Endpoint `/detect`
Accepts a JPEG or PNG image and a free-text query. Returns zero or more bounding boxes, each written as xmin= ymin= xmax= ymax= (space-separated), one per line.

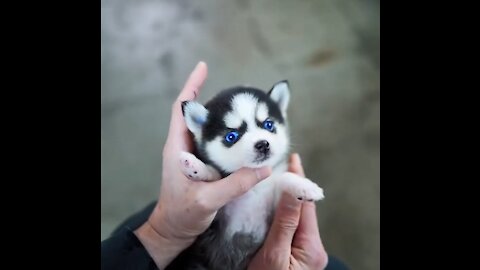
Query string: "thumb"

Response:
xmin=206 ymin=167 xmax=271 ymax=209
xmin=263 ymin=191 xmax=303 ymax=250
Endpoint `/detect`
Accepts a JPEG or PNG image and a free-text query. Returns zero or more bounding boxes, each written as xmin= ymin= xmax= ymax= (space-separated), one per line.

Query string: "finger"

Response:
xmin=294 ymin=202 xmax=322 ymax=245
xmin=176 ymin=61 xmax=208 ymax=103
xmin=293 ymin=201 xmax=328 ymax=268
xmin=262 ymin=191 xmax=303 ymax=250
xmin=288 ymin=153 xmax=305 ymax=177
xmin=205 ymin=167 xmax=271 ymax=209
xmin=165 ymin=62 xmax=208 ymax=152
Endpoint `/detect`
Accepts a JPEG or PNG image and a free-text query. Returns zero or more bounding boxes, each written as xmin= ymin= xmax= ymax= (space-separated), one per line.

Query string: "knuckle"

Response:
xmin=234 ymin=178 xmax=251 ymax=194
xmin=278 ymin=218 xmax=299 ymax=231
xmin=172 ymin=100 xmax=180 ymax=111
xmin=193 ymin=195 xmax=213 ymax=213
xmin=238 ymin=181 xmax=250 ymax=193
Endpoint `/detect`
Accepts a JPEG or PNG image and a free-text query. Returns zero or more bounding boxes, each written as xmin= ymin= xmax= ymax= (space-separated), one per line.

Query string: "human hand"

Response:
xmin=134 ymin=62 xmax=272 ymax=269
xmin=248 ymin=153 xmax=328 ymax=270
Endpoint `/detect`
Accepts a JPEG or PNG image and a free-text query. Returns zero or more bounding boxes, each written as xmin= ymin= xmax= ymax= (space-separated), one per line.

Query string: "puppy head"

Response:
xmin=182 ymin=80 xmax=290 ymax=174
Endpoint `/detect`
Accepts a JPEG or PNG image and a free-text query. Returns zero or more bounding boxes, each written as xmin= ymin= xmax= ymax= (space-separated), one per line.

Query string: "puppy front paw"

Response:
xmin=179 ymin=151 xmax=210 ymax=181
xmin=294 ymin=180 xmax=324 ymax=201
xmin=281 ymin=172 xmax=325 ymax=201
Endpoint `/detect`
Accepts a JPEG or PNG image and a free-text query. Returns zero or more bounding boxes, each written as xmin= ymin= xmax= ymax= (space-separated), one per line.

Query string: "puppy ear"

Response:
xmin=268 ymin=80 xmax=290 ymax=116
xmin=182 ymin=101 xmax=208 ymax=136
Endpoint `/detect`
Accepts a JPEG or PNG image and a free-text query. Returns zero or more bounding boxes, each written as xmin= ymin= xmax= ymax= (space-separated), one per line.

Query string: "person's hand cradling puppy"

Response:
xmin=249 ymin=153 xmax=328 ymax=270
xmin=134 ymin=62 xmax=272 ymax=269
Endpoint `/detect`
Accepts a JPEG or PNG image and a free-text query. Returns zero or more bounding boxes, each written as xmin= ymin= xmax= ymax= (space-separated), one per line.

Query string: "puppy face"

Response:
xmin=182 ymin=81 xmax=290 ymax=174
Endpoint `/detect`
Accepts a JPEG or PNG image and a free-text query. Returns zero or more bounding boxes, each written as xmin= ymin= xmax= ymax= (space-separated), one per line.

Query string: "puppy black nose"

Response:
xmin=254 ymin=140 xmax=270 ymax=154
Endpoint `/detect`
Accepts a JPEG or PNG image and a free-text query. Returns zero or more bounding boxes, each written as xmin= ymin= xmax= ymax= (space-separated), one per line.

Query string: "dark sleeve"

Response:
xmin=325 ymin=255 xmax=350 ymax=270
xmin=101 ymin=227 xmax=159 ymax=270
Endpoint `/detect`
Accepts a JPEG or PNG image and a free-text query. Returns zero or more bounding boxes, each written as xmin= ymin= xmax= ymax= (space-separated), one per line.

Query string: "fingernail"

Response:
xmin=194 ymin=61 xmax=206 ymax=71
xmin=255 ymin=167 xmax=271 ymax=180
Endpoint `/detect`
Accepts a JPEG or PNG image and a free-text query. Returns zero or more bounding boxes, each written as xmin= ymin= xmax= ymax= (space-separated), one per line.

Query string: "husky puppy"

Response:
xmin=166 ymin=81 xmax=324 ymax=270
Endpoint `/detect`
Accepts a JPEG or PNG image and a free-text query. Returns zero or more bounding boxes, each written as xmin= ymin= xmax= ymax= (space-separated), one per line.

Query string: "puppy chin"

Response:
xmin=243 ymin=156 xmax=276 ymax=169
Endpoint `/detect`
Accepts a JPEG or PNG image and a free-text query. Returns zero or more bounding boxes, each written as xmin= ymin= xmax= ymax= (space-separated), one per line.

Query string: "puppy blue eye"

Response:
xmin=263 ymin=119 xmax=275 ymax=132
xmin=225 ymin=131 xmax=239 ymax=143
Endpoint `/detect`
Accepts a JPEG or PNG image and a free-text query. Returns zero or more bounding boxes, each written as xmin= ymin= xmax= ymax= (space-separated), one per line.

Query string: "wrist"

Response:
xmin=134 ymin=205 xmax=194 ymax=269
